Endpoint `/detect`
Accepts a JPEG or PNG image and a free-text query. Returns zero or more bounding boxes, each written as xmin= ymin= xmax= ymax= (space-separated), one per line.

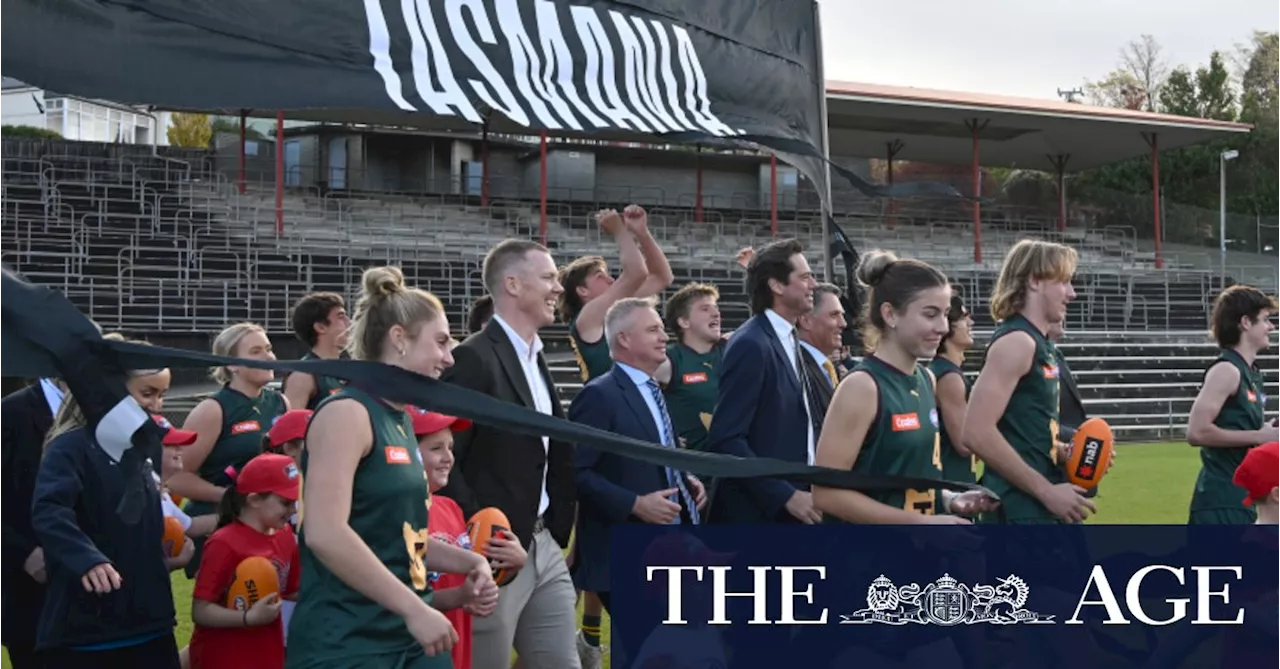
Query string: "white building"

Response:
xmin=2 ymin=77 xmax=173 ymax=145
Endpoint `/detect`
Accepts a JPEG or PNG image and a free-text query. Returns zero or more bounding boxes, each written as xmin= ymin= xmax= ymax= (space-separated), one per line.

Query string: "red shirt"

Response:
xmin=189 ymin=521 xmax=300 ymax=669
xmin=427 ymin=496 xmax=473 ymax=669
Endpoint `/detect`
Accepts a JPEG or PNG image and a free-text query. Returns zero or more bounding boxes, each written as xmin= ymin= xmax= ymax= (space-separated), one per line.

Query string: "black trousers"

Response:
xmin=42 ymin=633 xmax=179 ymax=669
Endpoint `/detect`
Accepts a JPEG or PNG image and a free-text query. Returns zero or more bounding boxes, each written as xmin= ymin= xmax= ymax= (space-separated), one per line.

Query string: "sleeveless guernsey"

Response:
xmin=663 ymin=342 xmax=723 ymax=451
xmin=979 ymin=315 xmax=1065 ymax=524
xmin=569 ymin=316 xmax=613 ymax=382
xmin=184 ymin=385 xmax=287 ymax=578
xmin=824 ymin=356 xmax=942 ymax=520
xmin=289 ymin=351 xmax=347 ymax=411
xmin=927 ymin=357 xmax=978 ymax=486
xmin=1189 ymin=349 xmax=1266 ymax=524
xmin=286 ymin=387 xmax=445 ymax=668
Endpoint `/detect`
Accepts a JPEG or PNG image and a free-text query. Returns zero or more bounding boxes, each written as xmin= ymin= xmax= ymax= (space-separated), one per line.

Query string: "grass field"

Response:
xmin=1 ymin=441 xmax=1204 ymax=669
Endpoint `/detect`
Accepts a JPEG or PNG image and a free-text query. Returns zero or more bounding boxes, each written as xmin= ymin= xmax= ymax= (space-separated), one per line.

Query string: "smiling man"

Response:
xmin=654 ymin=283 xmax=724 ymax=453
xmin=796 ymin=282 xmax=848 ymax=418
xmin=439 ymin=239 xmax=581 ymax=669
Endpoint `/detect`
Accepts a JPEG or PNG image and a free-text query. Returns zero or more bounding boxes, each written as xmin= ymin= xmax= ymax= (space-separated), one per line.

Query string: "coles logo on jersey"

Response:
xmin=384 ymin=446 xmax=412 ymax=465
xmin=231 ymin=420 xmax=261 ymax=435
xmin=683 ymin=372 xmax=709 ymax=384
xmin=1042 ymin=364 xmax=1059 ymax=379
xmin=892 ymin=413 xmax=921 ymax=432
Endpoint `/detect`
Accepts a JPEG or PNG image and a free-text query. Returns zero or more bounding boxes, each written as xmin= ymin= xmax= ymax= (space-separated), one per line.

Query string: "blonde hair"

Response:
xmin=45 ymin=334 xmax=158 ymax=447
xmin=348 ymin=266 xmax=445 ymax=361
xmin=988 ymin=240 xmax=1079 ymax=322
xmin=210 ymin=323 xmax=267 ymax=385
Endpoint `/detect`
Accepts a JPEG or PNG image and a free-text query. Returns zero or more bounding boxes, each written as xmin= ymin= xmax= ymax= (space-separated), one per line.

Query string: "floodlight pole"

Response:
xmin=539 ymin=130 xmax=548 ymax=246
xmin=1220 ymin=149 xmax=1239 ymax=289
xmin=813 ymin=1 xmax=834 ymax=281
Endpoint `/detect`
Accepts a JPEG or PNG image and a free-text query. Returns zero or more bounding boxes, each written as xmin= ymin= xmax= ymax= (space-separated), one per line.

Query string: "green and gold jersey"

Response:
xmin=570 ymin=316 xmax=613 ymax=382
xmin=1190 ymin=349 xmax=1267 ymax=519
xmin=927 ymin=356 xmax=978 ymax=486
xmin=663 ymin=342 xmax=723 ymax=451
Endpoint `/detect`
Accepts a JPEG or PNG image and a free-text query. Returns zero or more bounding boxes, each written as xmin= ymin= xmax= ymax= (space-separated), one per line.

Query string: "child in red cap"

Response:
xmin=261 ymin=408 xmax=312 ymax=648
xmin=188 ymin=453 xmax=302 ymax=669
xmin=409 ymin=406 xmax=527 ymax=669
xmin=1233 ymin=441 xmax=1279 ymax=525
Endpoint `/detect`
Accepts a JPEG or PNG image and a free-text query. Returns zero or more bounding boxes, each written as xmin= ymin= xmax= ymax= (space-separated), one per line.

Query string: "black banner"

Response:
xmin=1 ymin=0 xmax=966 ymax=202
xmin=2 ymin=269 xmax=997 ymax=509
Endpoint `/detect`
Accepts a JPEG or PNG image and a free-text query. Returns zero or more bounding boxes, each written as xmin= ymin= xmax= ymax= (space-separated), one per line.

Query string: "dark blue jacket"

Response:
xmin=706 ymin=313 xmax=813 ymax=524
xmin=30 ymin=427 xmax=175 ymax=650
xmin=571 ymin=365 xmax=688 ymax=594
xmin=1 ymin=384 xmax=53 ymax=646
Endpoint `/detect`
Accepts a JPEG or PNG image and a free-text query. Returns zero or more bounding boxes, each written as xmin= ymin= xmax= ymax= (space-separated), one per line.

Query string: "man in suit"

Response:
xmin=2 ymin=378 xmax=63 ymax=668
xmin=440 ymin=239 xmax=580 ymax=669
xmin=706 ymin=238 xmax=820 ymax=524
xmin=797 ymin=282 xmax=848 ymax=418
xmin=570 ymin=297 xmax=707 ymax=666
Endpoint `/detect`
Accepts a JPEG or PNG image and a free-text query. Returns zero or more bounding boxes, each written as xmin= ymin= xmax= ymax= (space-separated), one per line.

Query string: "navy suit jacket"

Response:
xmin=706 ymin=312 xmax=811 ymax=523
xmin=571 ymin=365 xmax=682 ymax=594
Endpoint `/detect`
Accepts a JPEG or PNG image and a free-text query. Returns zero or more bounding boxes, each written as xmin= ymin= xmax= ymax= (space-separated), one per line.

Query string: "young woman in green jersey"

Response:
xmin=172 ymin=322 xmax=291 ymax=577
xmin=559 ymin=205 xmax=673 ymax=383
xmin=813 ymin=250 xmax=996 ymax=524
xmin=1186 ymin=285 xmax=1278 ymax=525
xmin=961 ymin=239 xmax=1093 ymax=525
xmin=928 ymin=292 xmax=978 ymax=488
xmin=285 ymin=266 xmax=494 ymax=669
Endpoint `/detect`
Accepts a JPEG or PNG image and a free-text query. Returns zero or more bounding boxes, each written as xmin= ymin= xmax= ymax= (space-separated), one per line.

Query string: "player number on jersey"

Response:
xmin=402 ymin=522 xmax=430 ymax=591
xmin=904 ymin=489 xmax=935 ymax=515
xmin=932 ymin=434 xmax=942 ymax=471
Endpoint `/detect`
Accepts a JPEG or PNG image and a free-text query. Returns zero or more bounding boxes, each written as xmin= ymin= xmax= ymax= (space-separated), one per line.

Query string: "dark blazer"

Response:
xmin=2 ymin=383 xmax=54 ymax=646
xmin=570 ymin=365 xmax=690 ymax=593
xmin=706 ymin=312 xmax=812 ymax=524
xmin=800 ymin=344 xmax=836 ymax=420
xmin=439 ymin=318 xmax=575 ymax=550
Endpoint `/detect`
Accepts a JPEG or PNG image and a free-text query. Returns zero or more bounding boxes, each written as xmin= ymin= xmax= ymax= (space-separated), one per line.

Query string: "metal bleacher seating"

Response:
xmin=3 ymin=141 xmax=1276 ymax=439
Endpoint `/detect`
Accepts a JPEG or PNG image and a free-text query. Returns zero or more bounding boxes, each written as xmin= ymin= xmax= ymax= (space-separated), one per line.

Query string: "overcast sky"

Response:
xmin=819 ymin=0 xmax=1278 ymax=100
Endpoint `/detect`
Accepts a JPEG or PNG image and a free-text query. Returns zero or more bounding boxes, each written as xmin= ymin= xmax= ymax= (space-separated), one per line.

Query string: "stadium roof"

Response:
xmin=824 ymin=80 xmax=1253 ymax=172
xmin=169 ymin=79 xmax=1253 ymax=174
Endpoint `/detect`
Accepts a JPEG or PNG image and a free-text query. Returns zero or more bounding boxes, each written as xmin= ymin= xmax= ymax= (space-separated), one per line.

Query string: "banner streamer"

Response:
xmin=2 ymin=269 xmax=998 ymax=502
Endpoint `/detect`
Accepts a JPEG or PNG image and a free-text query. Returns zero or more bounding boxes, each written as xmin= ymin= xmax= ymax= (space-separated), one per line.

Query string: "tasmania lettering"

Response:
xmin=363 ymin=0 xmax=744 ymax=137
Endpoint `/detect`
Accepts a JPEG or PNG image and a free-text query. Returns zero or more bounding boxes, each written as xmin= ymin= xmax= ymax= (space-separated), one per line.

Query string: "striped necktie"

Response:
xmin=645 ymin=379 xmax=700 ymax=525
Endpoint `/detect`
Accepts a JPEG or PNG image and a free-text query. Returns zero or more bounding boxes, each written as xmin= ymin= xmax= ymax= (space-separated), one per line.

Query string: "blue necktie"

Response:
xmin=646 ymin=379 xmax=700 ymax=525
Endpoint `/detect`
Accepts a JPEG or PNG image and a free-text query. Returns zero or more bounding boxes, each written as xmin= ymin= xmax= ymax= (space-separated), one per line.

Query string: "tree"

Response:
xmin=1195 ymin=51 xmax=1236 ymax=121
xmin=167 ymin=112 xmax=212 ymax=148
xmin=1239 ymin=31 xmax=1279 ymax=125
xmin=1159 ymin=68 xmax=1198 ymax=116
xmin=1119 ymin=34 xmax=1169 ymax=112
xmin=1084 ymin=70 xmax=1149 ymax=110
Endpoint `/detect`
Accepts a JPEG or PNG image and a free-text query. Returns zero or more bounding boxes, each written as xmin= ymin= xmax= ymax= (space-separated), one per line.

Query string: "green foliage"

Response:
xmin=167 ymin=112 xmax=213 ymax=148
xmin=1 ymin=124 xmax=62 ymax=139
xmin=1074 ymin=33 xmax=1278 ymax=251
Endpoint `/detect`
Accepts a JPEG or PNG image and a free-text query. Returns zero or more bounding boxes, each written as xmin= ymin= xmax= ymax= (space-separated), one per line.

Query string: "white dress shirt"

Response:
xmin=763 ymin=309 xmax=815 ymax=465
xmin=491 ymin=314 xmax=554 ymax=518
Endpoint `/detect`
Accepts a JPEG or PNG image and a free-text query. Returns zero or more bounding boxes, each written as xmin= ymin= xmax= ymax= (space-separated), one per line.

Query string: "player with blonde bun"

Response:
xmin=285 ymin=266 xmax=495 ymax=669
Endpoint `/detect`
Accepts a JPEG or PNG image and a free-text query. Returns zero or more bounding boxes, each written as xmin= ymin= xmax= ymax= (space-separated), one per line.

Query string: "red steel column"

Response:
xmin=275 ymin=111 xmax=284 ymax=237
xmin=237 ymin=111 xmax=247 ymax=194
xmin=539 ymin=130 xmax=548 ymax=246
xmin=695 ymin=144 xmax=703 ymax=224
xmin=480 ymin=121 xmax=490 ymax=207
xmin=770 ymin=154 xmax=778 ymax=238
xmin=967 ymin=120 xmax=987 ymax=263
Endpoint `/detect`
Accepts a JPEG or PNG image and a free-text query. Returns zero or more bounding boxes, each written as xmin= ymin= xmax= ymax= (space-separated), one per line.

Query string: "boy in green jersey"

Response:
xmin=812 ymin=249 xmax=997 ymax=526
xmin=282 ymin=292 xmax=351 ymax=412
xmin=559 ymin=205 xmax=673 ymax=384
xmin=1187 ymin=284 xmax=1278 ymax=525
xmin=962 ymin=239 xmax=1094 ymax=525
xmin=654 ymin=283 xmax=724 ymax=452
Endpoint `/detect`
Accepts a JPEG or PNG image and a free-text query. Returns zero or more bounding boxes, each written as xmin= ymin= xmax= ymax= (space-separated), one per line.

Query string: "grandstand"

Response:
xmin=2 ymin=133 xmax=1276 ymax=442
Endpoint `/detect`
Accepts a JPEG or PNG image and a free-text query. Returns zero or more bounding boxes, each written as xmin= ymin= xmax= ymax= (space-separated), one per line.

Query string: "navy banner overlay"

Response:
xmin=609 ymin=525 xmax=1279 ymax=669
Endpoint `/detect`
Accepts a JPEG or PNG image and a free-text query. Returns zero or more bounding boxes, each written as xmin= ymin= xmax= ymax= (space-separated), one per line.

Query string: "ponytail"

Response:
xmin=216 ymin=465 xmax=249 ymax=529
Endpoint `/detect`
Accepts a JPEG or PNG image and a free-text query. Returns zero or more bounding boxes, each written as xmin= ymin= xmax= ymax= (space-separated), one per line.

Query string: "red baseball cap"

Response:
xmin=151 ymin=414 xmax=198 ymax=447
xmin=406 ymin=405 xmax=472 ymax=437
xmin=268 ymin=409 xmax=313 ymax=447
xmin=1234 ymin=441 xmax=1279 ymax=506
xmin=232 ymin=453 xmax=301 ymax=501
